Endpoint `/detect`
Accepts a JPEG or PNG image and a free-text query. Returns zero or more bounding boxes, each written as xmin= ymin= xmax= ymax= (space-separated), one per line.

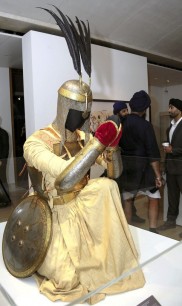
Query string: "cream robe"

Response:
xmin=23 ymin=125 xmax=145 ymax=304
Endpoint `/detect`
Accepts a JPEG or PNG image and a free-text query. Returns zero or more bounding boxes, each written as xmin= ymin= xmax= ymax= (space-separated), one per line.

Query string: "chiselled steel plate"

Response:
xmin=2 ymin=195 xmax=52 ymax=278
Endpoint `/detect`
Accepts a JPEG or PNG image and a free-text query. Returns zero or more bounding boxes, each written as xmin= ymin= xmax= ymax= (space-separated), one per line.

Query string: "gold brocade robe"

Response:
xmin=23 ymin=124 xmax=145 ymax=304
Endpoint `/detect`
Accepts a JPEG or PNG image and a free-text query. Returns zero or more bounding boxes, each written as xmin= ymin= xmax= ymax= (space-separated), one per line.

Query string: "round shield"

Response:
xmin=2 ymin=194 xmax=52 ymax=278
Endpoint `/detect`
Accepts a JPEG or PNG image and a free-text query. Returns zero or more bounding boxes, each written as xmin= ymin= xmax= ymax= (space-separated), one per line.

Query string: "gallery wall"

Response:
xmin=1 ymin=31 xmax=182 ymax=187
xmin=22 ymin=31 xmax=148 ymax=138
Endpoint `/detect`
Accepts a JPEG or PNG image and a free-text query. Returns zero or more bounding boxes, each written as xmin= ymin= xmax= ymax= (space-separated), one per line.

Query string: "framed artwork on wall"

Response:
xmin=90 ymin=98 xmax=151 ymax=132
xmin=90 ymin=99 xmax=129 ymax=133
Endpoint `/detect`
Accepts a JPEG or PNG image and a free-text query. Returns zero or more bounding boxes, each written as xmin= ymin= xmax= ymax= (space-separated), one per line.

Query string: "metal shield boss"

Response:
xmin=2 ymin=195 xmax=52 ymax=278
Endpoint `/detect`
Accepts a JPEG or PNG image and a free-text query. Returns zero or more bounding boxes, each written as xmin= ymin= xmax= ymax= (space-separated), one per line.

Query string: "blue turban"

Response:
xmin=129 ymin=90 xmax=151 ymax=112
xmin=113 ymin=101 xmax=128 ymax=114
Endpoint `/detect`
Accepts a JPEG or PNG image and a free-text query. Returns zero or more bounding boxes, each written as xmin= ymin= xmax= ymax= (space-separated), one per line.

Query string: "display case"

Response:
xmin=0 ymin=221 xmax=182 ymax=306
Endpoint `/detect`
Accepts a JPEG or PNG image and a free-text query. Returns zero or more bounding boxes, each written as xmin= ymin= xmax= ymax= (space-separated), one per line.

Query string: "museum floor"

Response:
xmin=0 ymin=183 xmax=182 ymax=241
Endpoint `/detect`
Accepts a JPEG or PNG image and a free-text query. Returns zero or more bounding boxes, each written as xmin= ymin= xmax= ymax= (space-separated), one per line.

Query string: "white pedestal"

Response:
xmin=0 ymin=222 xmax=182 ymax=306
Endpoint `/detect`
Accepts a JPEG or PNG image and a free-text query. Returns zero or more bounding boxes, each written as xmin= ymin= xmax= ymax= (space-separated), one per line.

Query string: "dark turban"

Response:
xmin=129 ymin=90 xmax=151 ymax=112
xmin=113 ymin=101 xmax=127 ymax=114
xmin=169 ymin=98 xmax=182 ymax=111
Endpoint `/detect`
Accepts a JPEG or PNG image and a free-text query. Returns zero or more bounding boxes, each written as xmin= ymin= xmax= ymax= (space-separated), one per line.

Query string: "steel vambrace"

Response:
xmin=55 ymin=137 xmax=105 ymax=193
xmin=105 ymin=146 xmax=123 ymax=179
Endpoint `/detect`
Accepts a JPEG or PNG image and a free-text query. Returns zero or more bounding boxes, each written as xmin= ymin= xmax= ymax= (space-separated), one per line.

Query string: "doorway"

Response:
xmin=10 ymin=68 xmax=28 ymax=189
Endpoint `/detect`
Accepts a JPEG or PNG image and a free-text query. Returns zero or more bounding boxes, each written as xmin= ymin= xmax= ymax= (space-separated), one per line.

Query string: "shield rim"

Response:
xmin=2 ymin=194 xmax=52 ymax=278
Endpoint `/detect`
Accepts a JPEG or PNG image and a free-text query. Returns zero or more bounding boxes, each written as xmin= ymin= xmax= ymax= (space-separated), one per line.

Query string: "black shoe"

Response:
xmin=157 ymin=221 xmax=176 ymax=231
xmin=149 ymin=228 xmax=159 ymax=234
xmin=131 ymin=214 xmax=145 ymax=223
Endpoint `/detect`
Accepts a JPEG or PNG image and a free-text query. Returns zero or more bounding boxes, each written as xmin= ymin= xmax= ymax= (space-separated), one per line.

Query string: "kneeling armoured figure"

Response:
xmin=2 ymin=6 xmax=145 ymax=305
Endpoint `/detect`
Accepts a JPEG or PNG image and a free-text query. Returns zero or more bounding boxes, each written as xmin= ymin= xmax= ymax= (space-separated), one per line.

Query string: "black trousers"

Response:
xmin=166 ymin=173 xmax=182 ymax=221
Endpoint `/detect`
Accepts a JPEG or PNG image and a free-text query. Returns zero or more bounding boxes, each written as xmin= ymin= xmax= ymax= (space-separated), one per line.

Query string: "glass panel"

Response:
xmin=0 ymin=156 xmax=182 ymax=306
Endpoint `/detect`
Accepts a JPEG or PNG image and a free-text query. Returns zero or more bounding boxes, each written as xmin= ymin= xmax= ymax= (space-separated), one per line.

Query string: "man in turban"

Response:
xmin=113 ymin=101 xmax=145 ymax=224
xmin=119 ymin=90 xmax=163 ymax=233
xmin=113 ymin=101 xmax=129 ymax=122
xmin=158 ymin=98 xmax=182 ymax=238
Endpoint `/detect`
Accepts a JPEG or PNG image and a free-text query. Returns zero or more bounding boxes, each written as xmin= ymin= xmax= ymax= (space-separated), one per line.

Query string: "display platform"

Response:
xmin=0 ymin=222 xmax=182 ymax=306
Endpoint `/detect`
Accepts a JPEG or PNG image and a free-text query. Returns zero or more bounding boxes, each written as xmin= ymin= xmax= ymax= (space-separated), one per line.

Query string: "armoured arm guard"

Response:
xmin=105 ymin=146 xmax=123 ymax=179
xmin=55 ymin=137 xmax=105 ymax=193
xmin=55 ymin=120 xmax=122 ymax=193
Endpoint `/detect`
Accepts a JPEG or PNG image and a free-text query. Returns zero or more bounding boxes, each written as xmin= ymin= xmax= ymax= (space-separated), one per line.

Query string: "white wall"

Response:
xmin=0 ymin=67 xmax=15 ymax=184
xmin=91 ymin=44 xmax=148 ymax=100
xmin=22 ymin=31 xmax=148 ymax=138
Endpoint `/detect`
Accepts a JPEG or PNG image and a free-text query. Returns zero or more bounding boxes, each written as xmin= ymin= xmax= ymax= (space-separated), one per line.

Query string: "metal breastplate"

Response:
xmin=27 ymin=166 xmax=49 ymax=200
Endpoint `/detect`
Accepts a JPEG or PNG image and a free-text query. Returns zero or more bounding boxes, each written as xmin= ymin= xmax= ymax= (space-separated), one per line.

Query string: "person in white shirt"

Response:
xmin=158 ymin=98 xmax=182 ymax=237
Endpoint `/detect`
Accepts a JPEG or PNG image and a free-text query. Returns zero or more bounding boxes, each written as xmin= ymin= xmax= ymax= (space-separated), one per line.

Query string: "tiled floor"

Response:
xmin=0 ymin=184 xmax=182 ymax=241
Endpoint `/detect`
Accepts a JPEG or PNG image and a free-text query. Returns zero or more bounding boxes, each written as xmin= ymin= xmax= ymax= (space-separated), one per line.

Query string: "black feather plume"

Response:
xmin=81 ymin=20 xmax=91 ymax=77
xmin=37 ymin=6 xmax=81 ymax=77
xmin=37 ymin=6 xmax=92 ymax=78
xmin=75 ymin=17 xmax=91 ymax=77
xmin=66 ymin=16 xmax=91 ymax=77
